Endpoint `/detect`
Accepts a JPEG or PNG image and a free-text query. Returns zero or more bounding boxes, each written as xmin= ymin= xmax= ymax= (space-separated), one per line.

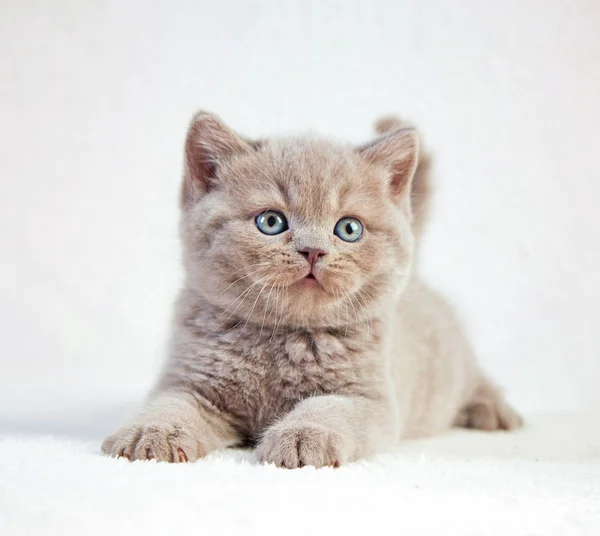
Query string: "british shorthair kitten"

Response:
xmin=102 ymin=111 xmax=522 ymax=467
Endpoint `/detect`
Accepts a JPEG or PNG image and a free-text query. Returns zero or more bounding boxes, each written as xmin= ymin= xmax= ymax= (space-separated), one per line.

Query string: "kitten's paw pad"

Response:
xmin=101 ymin=422 xmax=199 ymax=463
xmin=256 ymin=423 xmax=349 ymax=469
xmin=455 ymin=400 xmax=523 ymax=431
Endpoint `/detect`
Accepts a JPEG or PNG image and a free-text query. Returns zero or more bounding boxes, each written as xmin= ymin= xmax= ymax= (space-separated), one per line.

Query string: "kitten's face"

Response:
xmin=180 ymin=113 xmax=418 ymax=328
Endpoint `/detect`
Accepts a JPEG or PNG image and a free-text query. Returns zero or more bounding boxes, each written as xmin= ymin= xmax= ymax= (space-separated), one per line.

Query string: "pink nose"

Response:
xmin=298 ymin=247 xmax=327 ymax=266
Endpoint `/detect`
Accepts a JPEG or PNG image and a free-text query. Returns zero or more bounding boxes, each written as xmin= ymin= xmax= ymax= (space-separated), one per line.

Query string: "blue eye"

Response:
xmin=334 ymin=217 xmax=363 ymax=242
xmin=256 ymin=210 xmax=288 ymax=235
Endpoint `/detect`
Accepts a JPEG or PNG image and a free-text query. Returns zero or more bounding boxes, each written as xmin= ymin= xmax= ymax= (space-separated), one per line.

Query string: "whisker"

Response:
xmin=353 ymin=289 xmax=373 ymax=340
xmin=272 ymin=284 xmax=287 ymax=340
xmin=269 ymin=282 xmax=283 ymax=344
xmin=232 ymin=275 xmax=274 ymax=344
xmin=254 ymin=276 xmax=279 ymax=347
xmin=352 ymin=291 xmax=368 ymax=324
xmin=341 ymin=289 xmax=350 ymax=337
xmin=344 ymin=290 xmax=359 ymax=332
xmin=217 ymin=273 xmax=271 ymax=328
xmin=217 ymin=266 xmax=265 ymax=297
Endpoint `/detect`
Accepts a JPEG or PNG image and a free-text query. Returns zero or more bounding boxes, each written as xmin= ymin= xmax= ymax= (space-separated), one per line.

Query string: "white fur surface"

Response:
xmin=1 ymin=414 xmax=598 ymax=535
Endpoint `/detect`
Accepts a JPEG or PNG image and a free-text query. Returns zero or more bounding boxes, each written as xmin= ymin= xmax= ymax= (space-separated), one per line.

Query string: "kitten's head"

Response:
xmin=179 ymin=111 xmax=419 ymax=329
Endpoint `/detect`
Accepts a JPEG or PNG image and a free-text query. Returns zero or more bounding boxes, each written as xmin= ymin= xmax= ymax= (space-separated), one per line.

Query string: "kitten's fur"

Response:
xmin=102 ymin=111 xmax=522 ymax=467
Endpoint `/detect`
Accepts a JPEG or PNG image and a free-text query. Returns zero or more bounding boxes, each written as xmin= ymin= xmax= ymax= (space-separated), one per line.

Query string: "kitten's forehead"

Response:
xmin=263 ymin=136 xmax=362 ymax=186
xmin=227 ymin=136 xmax=385 ymax=219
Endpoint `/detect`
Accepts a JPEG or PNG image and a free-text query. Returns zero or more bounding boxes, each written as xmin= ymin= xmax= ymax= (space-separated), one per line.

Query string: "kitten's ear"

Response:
xmin=357 ymin=128 xmax=419 ymax=200
xmin=374 ymin=115 xmax=407 ymax=135
xmin=182 ymin=111 xmax=251 ymax=208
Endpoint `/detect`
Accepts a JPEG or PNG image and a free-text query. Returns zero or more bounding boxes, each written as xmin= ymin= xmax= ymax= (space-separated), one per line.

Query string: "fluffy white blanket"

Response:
xmin=0 ymin=414 xmax=598 ymax=536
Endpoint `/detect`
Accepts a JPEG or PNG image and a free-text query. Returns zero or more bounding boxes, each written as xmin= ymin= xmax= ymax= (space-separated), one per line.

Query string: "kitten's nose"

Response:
xmin=298 ymin=247 xmax=327 ymax=266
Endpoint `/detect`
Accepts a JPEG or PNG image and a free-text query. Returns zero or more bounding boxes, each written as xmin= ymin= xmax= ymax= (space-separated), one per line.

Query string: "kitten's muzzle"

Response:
xmin=296 ymin=247 xmax=327 ymax=287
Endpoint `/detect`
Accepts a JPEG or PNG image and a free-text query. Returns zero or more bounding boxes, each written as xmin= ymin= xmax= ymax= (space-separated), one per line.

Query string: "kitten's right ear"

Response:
xmin=182 ymin=111 xmax=251 ymax=208
xmin=357 ymin=127 xmax=419 ymax=201
xmin=374 ymin=115 xmax=406 ymax=135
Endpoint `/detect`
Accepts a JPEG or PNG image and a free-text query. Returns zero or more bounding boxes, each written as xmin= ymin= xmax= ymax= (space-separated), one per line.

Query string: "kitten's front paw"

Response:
xmin=256 ymin=422 xmax=351 ymax=469
xmin=101 ymin=421 xmax=200 ymax=463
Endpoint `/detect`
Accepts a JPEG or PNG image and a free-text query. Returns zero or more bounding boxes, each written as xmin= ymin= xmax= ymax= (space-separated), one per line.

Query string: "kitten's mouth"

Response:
xmin=298 ymin=270 xmax=322 ymax=289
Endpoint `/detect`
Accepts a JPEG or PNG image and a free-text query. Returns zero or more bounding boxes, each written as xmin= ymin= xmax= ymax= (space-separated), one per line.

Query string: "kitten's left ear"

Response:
xmin=357 ymin=128 xmax=419 ymax=200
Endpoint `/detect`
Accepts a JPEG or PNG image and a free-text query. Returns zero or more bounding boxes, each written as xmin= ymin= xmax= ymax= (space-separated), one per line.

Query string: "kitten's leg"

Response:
xmin=454 ymin=378 xmax=523 ymax=431
xmin=101 ymin=391 xmax=239 ymax=462
xmin=256 ymin=394 xmax=398 ymax=468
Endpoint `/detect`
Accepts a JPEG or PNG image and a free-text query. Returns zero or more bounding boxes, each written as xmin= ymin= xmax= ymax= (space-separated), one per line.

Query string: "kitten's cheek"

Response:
xmin=321 ymin=273 xmax=359 ymax=296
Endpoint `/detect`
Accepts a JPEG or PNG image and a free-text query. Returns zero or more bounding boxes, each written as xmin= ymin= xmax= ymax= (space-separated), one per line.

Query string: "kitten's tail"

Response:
xmin=374 ymin=116 xmax=432 ymax=240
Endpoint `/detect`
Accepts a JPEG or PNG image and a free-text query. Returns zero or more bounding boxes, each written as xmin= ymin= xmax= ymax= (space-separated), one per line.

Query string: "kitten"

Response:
xmin=101 ymin=111 xmax=522 ymax=467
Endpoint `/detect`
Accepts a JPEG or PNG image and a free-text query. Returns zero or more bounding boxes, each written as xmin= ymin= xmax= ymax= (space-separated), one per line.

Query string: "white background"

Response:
xmin=1 ymin=0 xmax=599 ymax=430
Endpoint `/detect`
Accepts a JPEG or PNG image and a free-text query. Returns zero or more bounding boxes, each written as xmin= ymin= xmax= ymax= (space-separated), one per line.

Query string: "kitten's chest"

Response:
xmin=266 ymin=330 xmax=359 ymax=398
xmin=200 ymin=328 xmax=370 ymax=438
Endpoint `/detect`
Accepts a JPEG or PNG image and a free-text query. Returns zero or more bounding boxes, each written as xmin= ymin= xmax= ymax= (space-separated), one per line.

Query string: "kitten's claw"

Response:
xmin=256 ymin=422 xmax=350 ymax=469
xmin=101 ymin=422 xmax=198 ymax=463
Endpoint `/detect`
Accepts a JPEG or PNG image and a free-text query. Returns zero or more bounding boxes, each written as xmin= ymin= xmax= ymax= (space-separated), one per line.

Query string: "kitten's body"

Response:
xmin=102 ymin=113 xmax=521 ymax=467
